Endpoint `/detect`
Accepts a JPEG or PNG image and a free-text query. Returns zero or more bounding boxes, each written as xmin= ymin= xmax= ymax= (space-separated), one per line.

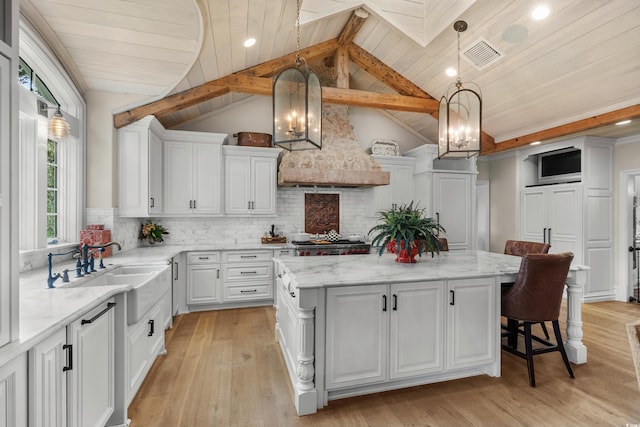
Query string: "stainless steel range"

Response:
xmin=292 ymin=240 xmax=371 ymax=256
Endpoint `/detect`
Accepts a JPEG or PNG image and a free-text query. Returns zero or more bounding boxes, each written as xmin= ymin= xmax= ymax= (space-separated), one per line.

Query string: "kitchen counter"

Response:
xmin=4 ymin=242 xmax=292 ymax=366
xmin=273 ymin=250 xmax=589 ymax=416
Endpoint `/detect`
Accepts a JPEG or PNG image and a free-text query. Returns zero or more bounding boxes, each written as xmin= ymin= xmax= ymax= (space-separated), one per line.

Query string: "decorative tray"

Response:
xmin=371 ymin=139 xmax=399 ymax=156
xmin=261 ymin=236 xmax=287 ymax=244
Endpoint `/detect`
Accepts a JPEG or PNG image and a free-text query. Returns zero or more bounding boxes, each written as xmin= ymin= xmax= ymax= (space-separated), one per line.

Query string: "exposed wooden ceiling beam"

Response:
xmin=236 ymin=39 xmax=340 ymax=78
xmin=347 ymin=43 xmax=432 ymax=99
xmin=338 ymin=8 xmax=369 ymax=46
xmin=487 ymin=104 xmax=640 ymax=154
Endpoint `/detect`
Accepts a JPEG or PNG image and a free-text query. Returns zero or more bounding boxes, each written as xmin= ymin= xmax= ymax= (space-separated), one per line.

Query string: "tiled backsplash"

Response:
xmin=90 ymin=187 xmax=379 ymax=250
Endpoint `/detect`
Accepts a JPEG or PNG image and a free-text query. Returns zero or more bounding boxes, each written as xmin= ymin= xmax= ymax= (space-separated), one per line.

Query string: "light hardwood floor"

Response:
xmin=128 ymin=302 xmax=640 ymax=426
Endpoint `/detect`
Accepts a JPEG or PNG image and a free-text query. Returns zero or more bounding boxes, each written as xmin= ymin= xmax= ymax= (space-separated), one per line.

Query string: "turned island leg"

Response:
xmin=564 ymin=268 xmax=588 ymax=364
xmin=295 ymin=307 xmax=317 ymax=415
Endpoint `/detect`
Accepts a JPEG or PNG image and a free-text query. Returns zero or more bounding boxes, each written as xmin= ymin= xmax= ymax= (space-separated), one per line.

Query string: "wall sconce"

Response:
xmin=38 ymin=100 xmax=70 ymax=140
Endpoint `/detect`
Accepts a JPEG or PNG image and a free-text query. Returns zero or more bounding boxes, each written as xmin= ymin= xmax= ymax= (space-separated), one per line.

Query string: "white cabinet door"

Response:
xmin=117 ymin=117 xmax=164 ymax=217
xmin=224 ymin=153 xmax=277 ymax=215
xmin=389 ymin=281 xmax=444 ymax=379
xmin=67 ymin=301 xmax=115 ymax=427
xmin=187 ymin=265 xmax=221 ymax=305
xmin=0 ymin=52 xmax=12 ymax=348
xmin=29 ymin=328 xmax=67 ymax=427
xmin=148 ymin=130 xmax=163 ymax=215
xmin=520 ymin=184 xmax=582 ymax=258
xmin=164 ymin=140 xmax=192 ymax=215
xmin=446 ymin=278 xmax=495 ymax=370
xmin=251 ymin=156 xmax=276 ymax=215
xmin=126 ymin=317 xmax=149 ymax=404
xmin=191 ymin=143 xmax=221 ymax=214
xmin=433 ymin=173 xmax=472 ymax=250
xmin=224 ymin=155 xmax=251 ymax=215
xmin=0 ymin=353 xmax=27 ymax=427
xmin=520 ymin=187 xmax=547 ymax=243
xmin=165 ymin=141 xmax=222 ymax=215
xmin=372 ymin=158 xmax=416 ymax=213
xmin=326 ymin=285 xmax=388 ymax=389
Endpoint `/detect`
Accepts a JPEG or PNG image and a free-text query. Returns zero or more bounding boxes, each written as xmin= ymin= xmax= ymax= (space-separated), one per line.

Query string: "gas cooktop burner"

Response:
xmin=292 ymin=240 xmax=371 ymax=256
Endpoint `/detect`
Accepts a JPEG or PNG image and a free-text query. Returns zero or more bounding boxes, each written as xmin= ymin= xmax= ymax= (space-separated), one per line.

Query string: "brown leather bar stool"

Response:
xmin=501 ymin=252 xmax=575 ymax=387
xmin=503 ymin=239 xmax=552 ymax=339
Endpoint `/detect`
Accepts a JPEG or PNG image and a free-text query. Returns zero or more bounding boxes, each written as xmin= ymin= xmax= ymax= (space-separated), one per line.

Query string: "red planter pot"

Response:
xmin=386 ymin=240 xmax=419 ymax=263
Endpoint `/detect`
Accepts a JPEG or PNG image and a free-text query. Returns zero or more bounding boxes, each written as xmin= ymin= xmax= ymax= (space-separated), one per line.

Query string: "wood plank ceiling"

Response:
xmin=21 ymin=0 xmax=640 ymax=153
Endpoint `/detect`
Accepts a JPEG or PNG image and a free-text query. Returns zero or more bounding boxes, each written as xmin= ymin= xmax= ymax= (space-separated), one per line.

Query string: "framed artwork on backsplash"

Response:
xmin=305 ymin=193 xmax=339 ymax=234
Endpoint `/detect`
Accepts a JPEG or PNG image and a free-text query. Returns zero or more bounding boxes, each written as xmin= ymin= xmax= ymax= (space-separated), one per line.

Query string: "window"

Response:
xmin=18 ymin=20 xmax=85 ymax=260
xmin=47 ymin=139 xmax=58 ymax=240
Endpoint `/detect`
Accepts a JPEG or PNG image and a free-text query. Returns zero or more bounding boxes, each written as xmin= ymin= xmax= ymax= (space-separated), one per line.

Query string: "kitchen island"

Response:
xmin=273 ymin=250 xmax=588 ymax=416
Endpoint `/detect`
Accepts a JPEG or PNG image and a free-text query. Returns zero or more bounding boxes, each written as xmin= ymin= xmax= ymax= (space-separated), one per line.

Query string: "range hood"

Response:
xmin=278 ymin=104 xmax=390 ymax=188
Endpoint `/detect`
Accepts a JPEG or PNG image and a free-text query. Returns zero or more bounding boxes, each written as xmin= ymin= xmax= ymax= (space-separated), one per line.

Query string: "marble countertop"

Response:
xmin=274 ymin=250 xmax=587 ymax=289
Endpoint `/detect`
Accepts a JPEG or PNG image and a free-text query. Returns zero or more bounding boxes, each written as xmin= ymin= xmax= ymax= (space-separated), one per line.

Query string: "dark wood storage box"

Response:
xmin=234 ymin=132 xmax=272 ymax=147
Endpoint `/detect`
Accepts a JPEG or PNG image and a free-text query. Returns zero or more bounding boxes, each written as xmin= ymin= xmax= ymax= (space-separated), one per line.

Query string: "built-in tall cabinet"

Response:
xmin=518 ymin=137 xmax=614 ymax=301
xmin=164 ymin=130 xmax=224 ymax=216
xmin=223 ymin=146 xmax=279 ymax=216
xmin=405 ymin=144 xmax=477 ymax=250
xmin=371 ymin=156 xmax=415 ymax=212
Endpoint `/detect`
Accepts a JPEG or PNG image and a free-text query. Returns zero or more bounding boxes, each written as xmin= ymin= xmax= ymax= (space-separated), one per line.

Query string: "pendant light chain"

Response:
xmin=295 ymin=0 xmax=301 ymax=66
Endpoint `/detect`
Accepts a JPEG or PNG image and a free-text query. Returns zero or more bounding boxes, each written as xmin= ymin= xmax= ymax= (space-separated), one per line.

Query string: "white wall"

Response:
xmin=175 ymin=95 xmax=429 ymax=152
xmin=85 ymin=90 xmax=149 ymax=208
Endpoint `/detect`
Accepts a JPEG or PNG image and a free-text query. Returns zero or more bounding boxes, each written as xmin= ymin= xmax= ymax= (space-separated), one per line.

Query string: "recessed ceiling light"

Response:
xmin=530 ymin=141 xmax=541 ymax=145
xmin=616 ymin=119 xmax=631 ymax=126
xmin=531 ymin=5 xmax=550 ymax=20
xmin=244 ymin=38 xmax=256 ymax=48
xmin=445 ymin=67 xmax=457 ymax=77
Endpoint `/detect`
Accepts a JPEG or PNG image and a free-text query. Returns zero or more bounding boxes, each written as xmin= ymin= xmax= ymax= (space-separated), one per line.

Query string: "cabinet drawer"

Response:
xmin=223 ymin=282 xmax=272 ymax=301
xmin=222 ymin=250 xmax=272 ymax=263
xmin=223 ymin=263 xmax=272 ymax=281
xmin=187 ymin=252 xmax=220 ymax=264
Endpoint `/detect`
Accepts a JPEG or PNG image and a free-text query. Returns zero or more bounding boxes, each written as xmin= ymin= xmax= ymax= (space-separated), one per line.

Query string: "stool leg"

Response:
xmin=507 ymin=318 xmax=518 ymax=349
xmin=524 ymin=322 xmax=536 ymax=387
xmin=540 ymin=322 xmax=550 ymax=340
xmin=552 ymin=320 xmax=575 ymax=379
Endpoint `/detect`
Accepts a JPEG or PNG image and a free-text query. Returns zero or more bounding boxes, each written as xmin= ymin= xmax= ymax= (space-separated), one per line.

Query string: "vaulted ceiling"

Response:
xmin=21 ymin=0 xmax=640 ymax=153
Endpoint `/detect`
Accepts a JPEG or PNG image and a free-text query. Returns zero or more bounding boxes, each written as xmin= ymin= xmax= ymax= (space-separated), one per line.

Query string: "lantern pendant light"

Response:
xmin=272 ymin=0 xmax=322 ymax=151
xmin=438 ymin=20 xmax=482 ymax=158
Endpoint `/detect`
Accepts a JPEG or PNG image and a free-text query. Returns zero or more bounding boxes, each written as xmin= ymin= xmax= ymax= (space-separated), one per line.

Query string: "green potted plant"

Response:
xmin=139 ymin=220 xmax=169 ymax=245
xmin=368 ymin=201 xmax=445 ymax=263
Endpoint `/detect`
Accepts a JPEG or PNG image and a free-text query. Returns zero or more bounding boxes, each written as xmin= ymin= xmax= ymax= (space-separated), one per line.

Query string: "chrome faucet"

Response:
xmin=47 ymin=249 xmax=80 ymax=288
xmin=81 ymin=242 xmax=122 ymax=274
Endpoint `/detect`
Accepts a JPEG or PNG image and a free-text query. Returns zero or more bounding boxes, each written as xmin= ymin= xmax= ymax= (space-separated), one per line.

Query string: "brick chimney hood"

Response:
xmin=278 ymin=104 xmax=390 ymax=188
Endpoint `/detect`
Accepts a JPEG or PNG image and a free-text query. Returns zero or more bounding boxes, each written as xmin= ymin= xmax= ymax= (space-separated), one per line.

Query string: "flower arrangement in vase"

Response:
xmin=368 ymin=201 xmax=445 ymax=263
xmin=139 ymin=220 xmax=169 ymax=245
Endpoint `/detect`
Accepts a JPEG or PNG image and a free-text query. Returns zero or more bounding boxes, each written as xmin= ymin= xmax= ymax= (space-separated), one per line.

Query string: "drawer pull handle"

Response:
xmin=81 ymin=302 xmax=116 ymax=325
xmin=62 ymin=344 xmax=72 ymax=372
xmin=289 ymin=292 xmax=296 ymax=298
xmin=240 ymin=271 xmax=257 ymax=274
xmin=198 ymin=256 xmax=209 ymax=260
xmin=240 ymin=255 xmax=257 ymax=258
xmin=241 ymin=289 xmax=258 ymax=293
xmin=148 ymin=319 xmax=155 ymax=337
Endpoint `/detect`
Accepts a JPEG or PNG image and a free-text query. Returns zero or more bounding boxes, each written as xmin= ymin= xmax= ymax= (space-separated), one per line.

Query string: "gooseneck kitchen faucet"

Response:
xmin=81 ymin=241 xmax=122 ymax=274
xmin=47 ymin=248 xmax=81 ymax=288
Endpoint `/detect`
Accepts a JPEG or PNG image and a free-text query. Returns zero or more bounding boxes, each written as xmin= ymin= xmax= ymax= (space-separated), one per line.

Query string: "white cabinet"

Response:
xmin=223 ymin=146 xmax=279 ymax=216
xmin=126 ymin=294 xmax=168 ymax=405
xmin=172 ymin=253 xmax=187 ymax=315
xmin=446 ymin=278 xmax=495 ymax=370
xmin=432 ymin=172 xmax=474 ymax=250
xmin=117 ymin=116 xmax=164 ymax=217
xmin=187 ymin=251 xmax=221 ymax=305
xmin=371 ymin=156 xmax=416 ymax=213
xmin=221 ymin=250 xmax=273 ymax=303
xmin=29 ymin=328 xmax=67 ymax=427
xmin=520 ymin=183 xmax=583 ymax=258
xmin=325 ymin=281 xmax=444 ymax=389
xmin=164 ymin=138 xmax=222 ymax=215
xmin=0 ymin=353 xmax=27 ymax=427
xmin=67 ymin=300 xmax=116 ymax=427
